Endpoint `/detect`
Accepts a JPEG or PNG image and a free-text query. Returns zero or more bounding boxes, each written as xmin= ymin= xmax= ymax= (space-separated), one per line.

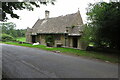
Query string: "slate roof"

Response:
xmin=31 ymin=10 xmax=83 ymax=35
xmin=68 ymin=26 xmax=83 ymax=36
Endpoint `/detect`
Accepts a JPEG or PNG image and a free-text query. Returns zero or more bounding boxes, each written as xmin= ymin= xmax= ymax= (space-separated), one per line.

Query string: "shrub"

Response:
xmin=0 ymin=34 xmax=15 ymax=42
xmin=45 ymin=35 xmax=55 ymax=47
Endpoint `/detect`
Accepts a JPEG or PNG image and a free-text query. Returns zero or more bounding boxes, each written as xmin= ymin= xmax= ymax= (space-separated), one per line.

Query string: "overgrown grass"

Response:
xmin=2 ymin=41 xmax=119 ymax=63
xmin=16 ymin=37 xmax=26 ymax=42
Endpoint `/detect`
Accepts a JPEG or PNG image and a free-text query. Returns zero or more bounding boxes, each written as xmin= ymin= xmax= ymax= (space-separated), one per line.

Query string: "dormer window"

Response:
xmin=66 ymin=27 xmax=70 ymax=33
xmin=66 ymin=30 xmax=68 ymax=32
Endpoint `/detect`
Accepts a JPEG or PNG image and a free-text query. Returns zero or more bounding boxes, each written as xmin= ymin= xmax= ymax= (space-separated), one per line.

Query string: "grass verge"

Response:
xmin=1 ymin=41 xmax=119 ymax=63
xmin=16 ymin=37 xmax=26 ymax=42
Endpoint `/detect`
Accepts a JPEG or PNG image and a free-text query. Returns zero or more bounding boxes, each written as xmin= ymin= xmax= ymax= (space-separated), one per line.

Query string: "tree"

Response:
xmin=16 ymin=29 xmax=26 ymax=37
xmin=84 ymin=2 xmax=120 ymax=49
xmin=1 ymin=22 xmax=17 ymax=37
xmin=1 ymin=0 xmax=55 ymax=21
xmin=1 ymin=22 xmax=27 ymax=38
xmin=1 ymin=33 xmax=15 ymax=42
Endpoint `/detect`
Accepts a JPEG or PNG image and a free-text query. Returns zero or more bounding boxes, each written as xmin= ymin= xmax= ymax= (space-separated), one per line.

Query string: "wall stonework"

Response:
xmin=79 ymin=40 xmax=88 ymax=50
xmin=68 ymin=37 xmax=73 ymax=47
xmin=26 ymin=28 xmax=32 ymax=43
xmin=40 ymin=35 xmax=46 ymax=45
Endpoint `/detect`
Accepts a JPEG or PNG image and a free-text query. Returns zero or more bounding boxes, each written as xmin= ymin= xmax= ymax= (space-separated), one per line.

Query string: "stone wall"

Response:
xmin=35 ymin=34 xmax=66 ymax=47
xmin=54 ymin=35 xmax=65 ymax=47
xmin=38 ymin=35 xmax=46 ymax=45
xmin=67 ymin=36 xmax=88 ymax=50
xmin=27 ymin=33 xmax=88 ymax=50
xmin=26 ymin=28 xmax=32 ymax=43
xmin=79 ymin=40 xmax=88 ymax=50
xmin=68 ymin=37 xmax=73 ymax=47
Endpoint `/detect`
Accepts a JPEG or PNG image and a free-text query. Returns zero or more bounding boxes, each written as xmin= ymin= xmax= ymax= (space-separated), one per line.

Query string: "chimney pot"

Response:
xmin=45 ymin=10 xmax=49 ymax=19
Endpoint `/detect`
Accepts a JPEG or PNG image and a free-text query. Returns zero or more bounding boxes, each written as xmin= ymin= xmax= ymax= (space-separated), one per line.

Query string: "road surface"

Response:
xmin=2 ymin=43 xmax=118 ymax=78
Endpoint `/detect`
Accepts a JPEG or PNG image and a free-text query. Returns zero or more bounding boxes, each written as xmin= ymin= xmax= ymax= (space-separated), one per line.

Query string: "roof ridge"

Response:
xmin=39 ymin=11 xmax=78 ymax=20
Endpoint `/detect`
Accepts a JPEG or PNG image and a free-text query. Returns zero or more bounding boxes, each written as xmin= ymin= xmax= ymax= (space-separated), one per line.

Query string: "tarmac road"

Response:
xmin=1 ymin=43 xmax=118 ymax=78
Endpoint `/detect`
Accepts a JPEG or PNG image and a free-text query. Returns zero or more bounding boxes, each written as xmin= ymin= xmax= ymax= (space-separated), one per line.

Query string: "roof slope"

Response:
xmin=32 ymin=10 xmax=83 ymax=34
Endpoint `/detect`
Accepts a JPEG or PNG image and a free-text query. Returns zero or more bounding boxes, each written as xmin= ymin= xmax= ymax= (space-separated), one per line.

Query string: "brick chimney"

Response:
xmin=45 ymin=10 xmax=49 ymax=19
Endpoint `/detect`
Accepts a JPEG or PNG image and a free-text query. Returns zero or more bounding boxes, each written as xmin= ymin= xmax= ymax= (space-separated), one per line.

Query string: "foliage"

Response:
xmin=16 ymin=29 xmax=26 ymax=37
xmin=45 ymin=35 xmax=55 ymax=47
xmin=1 ymin=34 xmax=15 ymax=42
xmin=81 ymin=24 xmax=91 ymax=43
xmin=1 ymin=1 xmax=55 ymax=21
xmin=81 ymin=24 xmax=97 ymax=46
xmin=1 ymin=22 xmax=26 ymax=38
xmin=1 ymin=22 xmax=17 ymax=37
xmin=85 ymin=2 xmax=120 ymax=49
xmin=16 ymin=37 xmax=26 ymax=42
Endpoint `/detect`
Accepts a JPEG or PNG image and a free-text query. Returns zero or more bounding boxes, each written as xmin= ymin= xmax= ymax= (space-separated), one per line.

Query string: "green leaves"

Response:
xmin=1 ymin=22 xmax=26 ymax=38
xmin=2 ymin=2 xmax=39 ymax=21
xmin=1 ymin=33 xmax=15 ymax=42
xmin=85 ymin=2 xmax=120 ymax=49
xmin=45 ymin=35 xmax=55 ymax=47
xmin=1 ymin=0 xmax=55 ymax=21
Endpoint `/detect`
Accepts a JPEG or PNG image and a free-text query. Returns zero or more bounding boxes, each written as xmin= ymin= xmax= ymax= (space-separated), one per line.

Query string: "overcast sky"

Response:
xmin=7 ymin=0 xmax=109 ymax=29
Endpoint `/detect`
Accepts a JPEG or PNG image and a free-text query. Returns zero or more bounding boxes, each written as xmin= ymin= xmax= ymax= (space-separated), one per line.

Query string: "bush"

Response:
xmin=45 ymin=35 xmax=55 ymax=47
xmin=0 ymin=34 xmax=15 ymax=42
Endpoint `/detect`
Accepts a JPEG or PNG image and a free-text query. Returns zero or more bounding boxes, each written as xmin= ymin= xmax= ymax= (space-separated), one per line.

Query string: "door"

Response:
xmin=73 ymin=37 xmax=78 ymax=48
xmin=32 ymin=35 xmax=36 ymax=43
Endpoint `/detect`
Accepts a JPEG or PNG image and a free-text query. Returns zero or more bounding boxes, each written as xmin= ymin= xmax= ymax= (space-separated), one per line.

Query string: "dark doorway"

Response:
xmin=73 ymin=37 xmax=78 ymax=48
xmin=32 ymin=35 xmax=36 ymax=43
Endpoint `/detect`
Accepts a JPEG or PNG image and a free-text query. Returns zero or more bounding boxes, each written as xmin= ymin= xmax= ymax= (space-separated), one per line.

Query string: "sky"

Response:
xmin=7 ymin=0 xmax=109 ymax=29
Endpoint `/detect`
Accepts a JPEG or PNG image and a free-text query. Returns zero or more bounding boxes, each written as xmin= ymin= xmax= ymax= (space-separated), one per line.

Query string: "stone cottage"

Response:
xmin=26 ymin=10 xmax=87 ymax=50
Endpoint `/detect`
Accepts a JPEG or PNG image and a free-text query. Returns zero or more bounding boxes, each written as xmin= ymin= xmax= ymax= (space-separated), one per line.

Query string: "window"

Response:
xmin=56 ymin=35 xmax=61 ymax=40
